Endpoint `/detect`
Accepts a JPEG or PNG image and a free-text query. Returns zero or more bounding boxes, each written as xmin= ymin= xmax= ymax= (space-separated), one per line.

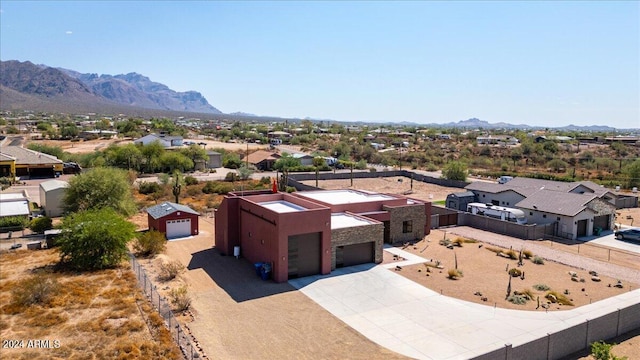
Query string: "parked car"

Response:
xmin=614 ymin=229 xmax=640 ymax=242
xmin=9 ymin=243 xmax=22 ymax=250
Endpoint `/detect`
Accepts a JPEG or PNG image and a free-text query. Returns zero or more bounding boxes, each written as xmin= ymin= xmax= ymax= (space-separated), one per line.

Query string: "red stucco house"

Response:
xmin=147 ymin=202 xmax=200 ymax=239
xmin=215 ymin=189 xmax=430 ymax=283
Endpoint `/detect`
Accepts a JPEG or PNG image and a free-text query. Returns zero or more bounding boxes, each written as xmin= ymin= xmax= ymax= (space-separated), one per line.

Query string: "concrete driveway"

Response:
xmin=584 ymin=226 xmax=640 ymax=254
xmin=289 ymin=248 xmax=640 ymax=360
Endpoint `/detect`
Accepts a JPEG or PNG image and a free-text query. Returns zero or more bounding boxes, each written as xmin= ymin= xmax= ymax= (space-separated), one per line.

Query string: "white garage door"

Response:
xmin=166 ymin=219 xmax=191 ymax=239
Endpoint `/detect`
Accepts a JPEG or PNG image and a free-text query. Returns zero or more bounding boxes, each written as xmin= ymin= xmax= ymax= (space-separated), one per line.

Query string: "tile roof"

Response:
xmin=146 ymin=201 xmax=200 ymax=219
xmin=0 ymin=146 xmax=63 ymax=165
xmin=515 ymin=190 xmax=597 ymax=216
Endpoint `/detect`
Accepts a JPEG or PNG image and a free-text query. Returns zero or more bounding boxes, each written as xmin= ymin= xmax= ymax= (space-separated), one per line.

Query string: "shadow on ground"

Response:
xmin=188 ymin=247 xmax=296 ymax=303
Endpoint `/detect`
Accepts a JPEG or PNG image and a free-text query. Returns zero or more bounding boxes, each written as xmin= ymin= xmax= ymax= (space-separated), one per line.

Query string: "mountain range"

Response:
xmin=0 ymin=60 xmax=633 ymax=132
xmin=0 ymin=60 xmax=221 ymax=114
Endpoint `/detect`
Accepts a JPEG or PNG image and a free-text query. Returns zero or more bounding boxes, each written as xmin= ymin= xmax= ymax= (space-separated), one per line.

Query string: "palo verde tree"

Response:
xmin=442 ymin=161 xmax=468 ymax=181
xmin=63 ymin=167 xmax=137 ymax=217
xmin=58 ymin=208 xmax=136 ymax=270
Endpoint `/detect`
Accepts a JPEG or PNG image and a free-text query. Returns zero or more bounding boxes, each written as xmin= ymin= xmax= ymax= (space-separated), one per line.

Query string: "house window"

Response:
xmin=402 ymin=220 xmax=413 ymax=234
xmin=557 ymin=217 xmax=561 ymax=221
xmin=482 ymin=194 xmax=485 ymax=198
xmin=530 ymin=212 xmax=533 ymax=216
xmin=543 ymin=214 xmax=547 ymax=218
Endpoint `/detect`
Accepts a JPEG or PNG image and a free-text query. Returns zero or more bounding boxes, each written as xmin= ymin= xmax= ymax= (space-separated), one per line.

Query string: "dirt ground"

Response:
xmin=29 ymin=137 xmax=268 ymax=154
xmin=386 ymin=229 xmax=638 ymax=312
xmin=0 ymin=249 xmax=181 ymax=359
xmin=301 ymin=177 xmax=460 ymax=201
xmin=137 ymin=218 xmax=406 ymax=360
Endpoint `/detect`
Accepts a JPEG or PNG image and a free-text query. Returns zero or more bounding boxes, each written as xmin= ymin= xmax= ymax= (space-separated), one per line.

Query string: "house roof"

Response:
xmin=0 ymin=199 xmax=30 ymax=217
xmin=447 ymin=191 xmax=476 ymax=198
xmin=246 ymin=150 xmax=280 ymax=164
xmin=515 ymin=191 xmax=597 ymax=217
xmin=465 ymin=182 xmax=536 ymax=197
xmin=207 ymin=151 xmax=221 ymax=155
xmin=0 ymin=153 xmax=16 ymax=161
xmin=40 ymin=180 xmax=69 ymax=192
xmin=147 ymin=201 xmax=200 ymax=219
xmin=0 ymin=146 xmax=63 ymax=165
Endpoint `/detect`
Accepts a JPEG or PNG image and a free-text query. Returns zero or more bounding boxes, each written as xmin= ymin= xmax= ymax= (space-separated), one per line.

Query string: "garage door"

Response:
xmin=337 ymin=242 xmax=374 ymax=268
xmin=166 ymin=219 xmax=191 ymax=239
xmin=593 ymin=215 xmax=611 ymax=231
xmin=288 ymin=233 xmax=321 ymax=279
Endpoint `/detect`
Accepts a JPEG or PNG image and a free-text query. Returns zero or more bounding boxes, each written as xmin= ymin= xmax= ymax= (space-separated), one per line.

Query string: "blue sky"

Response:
xmin=1 ymin=1 xmax=638 ymax=128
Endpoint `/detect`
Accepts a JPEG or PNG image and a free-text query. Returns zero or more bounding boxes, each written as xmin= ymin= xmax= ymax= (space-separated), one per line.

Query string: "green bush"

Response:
xmin=30 ymin=217 xmax=53 ymax=233
xmin=533 ymin=284 xmax=550 ymax=291
xmin=591 ymin=340 xmax=627 ymax=360
xmin=133 ymin=230 xmax=166 ymax=257
xmin=202 ymin=181 xmax=233 ymax=195
xmin=184 ymin=175 xmax=198 ymax=185
xmin=259 ymin=176 xmax=271 ymax=185
xmin=138 ymin=181 xmax=162 ymax=195
xmin=225 ymin=172 xmax=238 ymax=181
xmin=0 ymin=216 xmax=29 ymax=230
xmin=169 ymin=285 xmax=191 ymax=311
xmin=532 ymin=255 xmax=545 ymax=265
xmin=186 ymin=187 xmax=201 ymax=197
xmin=507 ymin=295 xmax=528 ymax=305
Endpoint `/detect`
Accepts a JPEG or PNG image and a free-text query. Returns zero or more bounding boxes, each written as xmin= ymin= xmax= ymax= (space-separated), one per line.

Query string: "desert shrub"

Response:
xmin=225 ymin=172 xmax=238 ymax=181
xmin=447 ymin=268 xmax=463 ymax=279
xmin=505 ymin=249 xmax=518 ymax=259
xmin=522 ymin=249 xmax=533 ymax=259
xmin=485 ymin=246 xmax=503 ymax=254
xmin=169 ymin=286 xmax=191 ymax=311
xmin=439 ymin=239 xmax=452 ymax=247
xmin=0 ymin=215 xmax=30 ymax=229
xmin=532 ymin=255 xmax=545 ymax=265
xmin=533 ymin=284 xmax=550 ymax=291
xmin=452 ymin=238 xmax=464 ymax=247
xmin=590 ymin=340 xmax=627 ymax=360
xmin=138 ymin=181 xmax=162 ymax=195
xmin=184 ymin=175 xmax=198 ymax=186
xmin=12 ymin=273 xmax=60 ymax=306
xmin=133 ymin=230 xmax=166 ymax=257
xmin=160 ymin=260 xmax=184 ymax=281
xmin=545 ymin=291 xmax=574 ymax=306
xmin=508 ymin=268 xmax=522 ymax=277
xmin=259 ymin=176 xmax=271 ymax=185
xmin=30 ymin=216 xmax=53 ymax=233
xmin=507 ymin=295 xmax=528 ymax=305
xmin=186 ymin=187 xmax=201 ymax=197
xmin=516 ymin=289 xmax=534 ymax=300
xmin=202 ymin=181 xmax=233 ymax=195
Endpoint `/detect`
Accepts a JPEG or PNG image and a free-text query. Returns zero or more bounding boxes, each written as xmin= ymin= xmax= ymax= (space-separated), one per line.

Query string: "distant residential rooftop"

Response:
xmin=298 ymin=189 xmax=394 ymax=205
xmin=259 ymin=200 xmax=307 ymax=213
xmin=331 ymin=213 xmax=377 ymax=229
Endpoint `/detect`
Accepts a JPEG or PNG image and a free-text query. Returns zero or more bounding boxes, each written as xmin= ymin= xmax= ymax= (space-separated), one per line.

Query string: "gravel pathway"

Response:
xmin=445 ymin=226 xmax=640 ymax=285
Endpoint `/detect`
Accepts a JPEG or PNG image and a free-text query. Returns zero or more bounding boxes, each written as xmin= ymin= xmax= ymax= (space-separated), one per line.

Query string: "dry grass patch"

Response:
xmin=0 ymin=249 xmax=181 ymax=359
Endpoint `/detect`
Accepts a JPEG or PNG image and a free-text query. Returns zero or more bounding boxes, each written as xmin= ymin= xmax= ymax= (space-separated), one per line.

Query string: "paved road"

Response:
xmin=289 ymin=247 xmax=640 ymax=360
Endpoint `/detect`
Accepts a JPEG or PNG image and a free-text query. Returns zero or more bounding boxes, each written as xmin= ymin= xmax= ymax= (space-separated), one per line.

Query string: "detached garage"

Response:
xmin=147 ymin=202 xmax=200 ymax=239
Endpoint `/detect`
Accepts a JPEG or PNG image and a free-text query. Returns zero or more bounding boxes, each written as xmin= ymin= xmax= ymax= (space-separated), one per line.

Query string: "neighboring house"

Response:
xmin=246 ymin=150 xmax=281 ymax=171
xmin=215 ymin=189 xmax=430 ymax=283
xmin=0 ymin=146 xmax=64 ymax=178
xmin=78 ymin=130 xmax=118 ymax=139
xmin=134 ymin=133 xmax=183 ymax=148
xmin=463 ymin=177 xmax=618 ymax=239
xmin=39 ymin=179 xmax=69 ymax=217
xmin=291 ymin=153 xmax=314 ymax=166
xmin=0 ymin=153 xmax=16 ymax=178
xmin=0 ymin=191 xmax=30 ymax=219
xmin=476 ymin=135 xmax=519 ymax=146
xmin=206 ymin=151 xmax=222 ymax=169
xmin=147 ymin=202 xmax=200 ymax=239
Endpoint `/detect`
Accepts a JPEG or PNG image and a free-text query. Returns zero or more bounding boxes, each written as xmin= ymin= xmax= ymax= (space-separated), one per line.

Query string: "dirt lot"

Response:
xmin=138 ymin=218 xmax=406 ymax=360
xmin=301 ymin=177 xmax=461 ymax=201
xmin=29 ymin=137 xmax=268 ymax=154
xmin=0 ymin=249 xmax=181 ymax=359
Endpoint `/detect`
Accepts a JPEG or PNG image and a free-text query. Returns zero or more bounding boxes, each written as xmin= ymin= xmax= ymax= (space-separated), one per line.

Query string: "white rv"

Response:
xmin=467 ymin=202 xmax=527 ymax=225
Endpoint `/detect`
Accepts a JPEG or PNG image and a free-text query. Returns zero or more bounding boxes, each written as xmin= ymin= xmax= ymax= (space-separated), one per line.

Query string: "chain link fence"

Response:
xmin=129 ymin=255 xmax=201 ymax=359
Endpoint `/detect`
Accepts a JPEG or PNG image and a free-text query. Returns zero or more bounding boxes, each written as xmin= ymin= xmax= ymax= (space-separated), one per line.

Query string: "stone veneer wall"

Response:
xmin=383 ymin=204 xmax=426 ymax=244
xmin=330 ymin=223 xmax=383 ymax=270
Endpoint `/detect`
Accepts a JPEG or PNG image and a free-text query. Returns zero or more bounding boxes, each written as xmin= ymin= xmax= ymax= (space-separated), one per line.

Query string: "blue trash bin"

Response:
xmin=260 ymin=263 xmax=272 ymax=280
xmin=254 ymin=262 xmax=263 ymax=277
